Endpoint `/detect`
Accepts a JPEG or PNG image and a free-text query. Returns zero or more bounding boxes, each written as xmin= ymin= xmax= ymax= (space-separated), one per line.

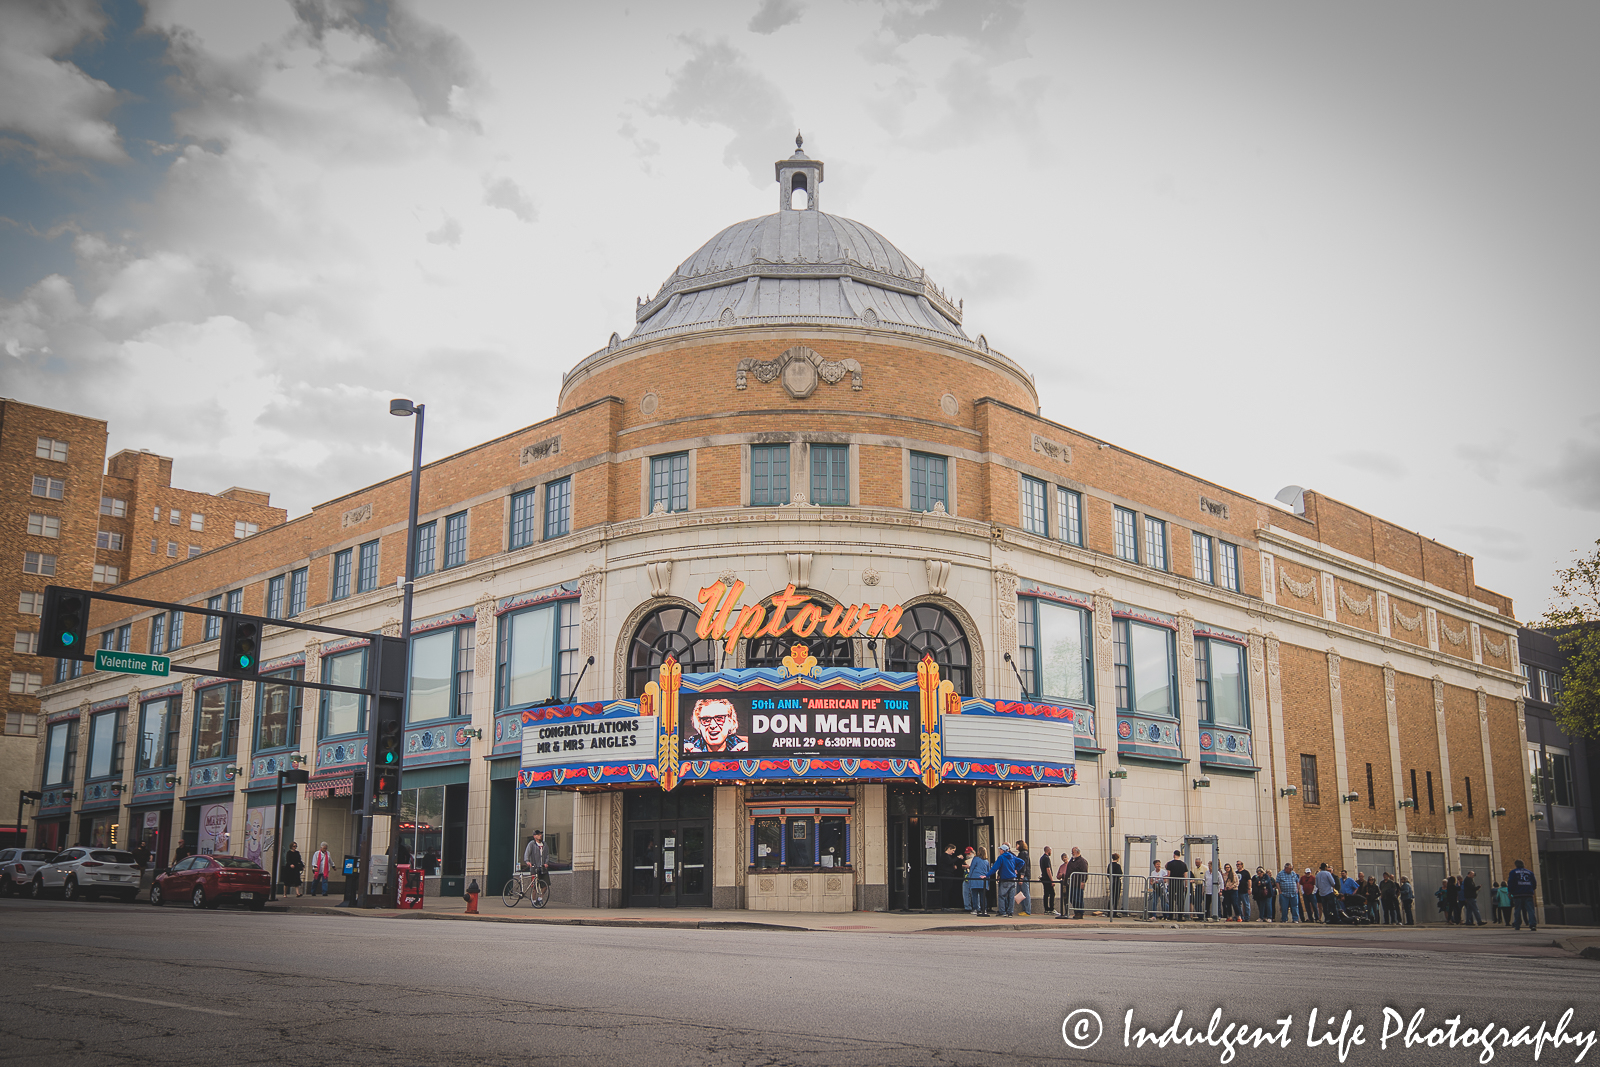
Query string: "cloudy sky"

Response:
xmin=2 ymin=0 xmax=1596 ymax=619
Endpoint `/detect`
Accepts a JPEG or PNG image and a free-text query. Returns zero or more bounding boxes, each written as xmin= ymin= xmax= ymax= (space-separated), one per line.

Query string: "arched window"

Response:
xmin=627 ymin=605 xmax=717 ymax=697
xmin=885 ymin=603 xmax=972 ymax=696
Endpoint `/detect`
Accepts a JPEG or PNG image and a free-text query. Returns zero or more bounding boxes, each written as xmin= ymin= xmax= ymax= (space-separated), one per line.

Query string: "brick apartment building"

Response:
xmin=2 ymin=398 xmax=284 ymax=846
xmin=1519 ymin=626 xmax=1598 ymax=924
xmin=27 ymin=143 xmax=1536 ymax=915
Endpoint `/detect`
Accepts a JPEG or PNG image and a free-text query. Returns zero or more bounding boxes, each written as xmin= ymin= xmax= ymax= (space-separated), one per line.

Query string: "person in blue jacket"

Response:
xmin=1507 ymin=859 xmax=1538 ymax=932
xmin=991 ymin=842 xmax=1022 ymax=918
xmin=966 ymin=847 xmax=992 ymax=917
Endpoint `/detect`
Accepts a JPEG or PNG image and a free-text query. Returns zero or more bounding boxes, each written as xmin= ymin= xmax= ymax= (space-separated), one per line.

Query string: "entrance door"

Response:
xmin=626 ymin=821 xmax=712 ymax=907
xmin=1411 ymin=850 xmax=1445 ymax=923
xmin=892 ymin=815 xmax=991 ymax=911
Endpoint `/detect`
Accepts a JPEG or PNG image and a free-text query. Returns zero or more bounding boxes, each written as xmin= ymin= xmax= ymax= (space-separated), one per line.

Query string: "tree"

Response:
xmin=1541 ymin=538 xmax=1600 ymax=739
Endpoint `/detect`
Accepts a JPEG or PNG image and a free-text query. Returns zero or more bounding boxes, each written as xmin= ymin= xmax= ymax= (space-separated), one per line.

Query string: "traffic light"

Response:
xmin=374 ymin=696 xmax=403 ymax=780
xmin=217 ymin=614 xmax=264 ymax=677
xmin=350 ymin=770 xmax=367 ymax=814
xmin=38 ymin=586 xmax=88 ymax=658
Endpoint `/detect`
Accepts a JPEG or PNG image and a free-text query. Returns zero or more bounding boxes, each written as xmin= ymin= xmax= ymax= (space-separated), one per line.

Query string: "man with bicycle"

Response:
xmin=522 ymin=829 xmax=549 ymax=895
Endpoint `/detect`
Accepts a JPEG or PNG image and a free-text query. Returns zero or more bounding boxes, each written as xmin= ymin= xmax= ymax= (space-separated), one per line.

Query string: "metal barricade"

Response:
xmin=1043 ymin=873 xmax=1219 ymax=921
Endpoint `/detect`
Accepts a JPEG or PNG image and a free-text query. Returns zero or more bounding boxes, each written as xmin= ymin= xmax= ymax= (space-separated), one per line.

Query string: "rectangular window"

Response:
xmin=10 ymin=671 xmax=42 ymax=694
xmin=149 ymin=613 xmax=166 ymax=654
xmin=909 ymin=452 xmax=948 ymax=513
xmin=23 ymin=552 xmax=57 ymax=576
xmin=36 ymin=437 xmax=68 ymax=462
xmin=1017 ymin=597 xmax=1092 ymax=704
xmin=14 ymin=631 xmax=38 ymax=655
xmin=169 ymin=509 xmax=181 ymax=525
xmin=509 ymin=488 xmax=538 ymax=549
xmin=1367 ymin=763 xmax=1376 ymax=808
xmin=1411 ymin=768 xmax=1420 ymax=807
xmin=166 ymin=542 xmax=178 ymax=557
xmin=289 ymin=567 xmax=308 ymax=616
xmin=167 ymin=610 xmax=183 ymax=652
xmin=91 ymin=564 xmax=119 ymax=584
xmin=809 ymin=445 xmax=848 ymax=506
xmin=1056 ymin=487 xmax=1082 ymax=546
xmin=149 ymin=539 xmax=157 ymax=553
xmin=234 ymin=521 xmax=258 ymax=539
xmin=27 ymin=514 xmax=61 ymax=538
xmin=193 ymin=683 xmax=241 ymax=762
xmin=1192 ymin=533 xmax=1214 ymax=584
xmin=330 ymin=550 xmax=352 ymax=600
xmin=187 ymin=545 xmax=201 ymax=559
xmin=88 ymin=710 xmax=119 ymax=780
xmin=409 ymin=623 xmax=477 ymax=722
xmin=19 ymin=591 xmax=43 ymax=615
xmin=1020 ymin=475 xmax=1047 ymax=536
xmin=651 ymin=452 xmax=691 ymax=512
xmin=1426 ymin=770 xmax=1435 ymax=813
xmin=1114 ymin=619 xmax=1176 ymax=717
xmin=751 ymin=445 xmax=790 ymax=506
xmin=45 ymin=720 xmax=77 ymax=785
xmin=153 ymin=507 xmax=161 ymax=523
xmin=138 ymin=698 xmax=177 ymax=770
xmin=1143 ymin=516 xmax=1168 ymax=571
xmin=1114 ymin=507 xmax=1139 ymax=563
xmin=544 ymin=477 xmax=571 ymax=539
xmin=1301 ymin=754 xmax=1320 ymax=805
xmin=31 ymin=476 xmax=65 ymax=500
xmin=53 ymin=656 xmax=81 ymax=683
xmin=205 ymin=596 xmax=222 ymax=641
xmin=1538 ymin=670 xmax=1553 ymax=704
xmin=267 ymin=574 xmax=286 ymax=618
xmin=4 ymin=711 xmax=38 ymax=736
xmin=190 ymin=513 xmax=204 ymax=531
xmin=1520 ymin=663 xmax=1532 ymax=697
xmin=415 ymin=521 xmax=437 ymax=577
xmin=226 ymin=589 xmax=241 ymax=615
xmin=1464 ymin=776 xmax=1473 ymax=818
xmin=256 ymin=668 xmax=303 ymax=751
xmin=1218 ymin=542 xmax=1240 ymax=592
xmin=1550 ymin=752 xmax=1575 ymax=807
xmin=96 ymin=531 xmax=124 ymax=550
xmin=497 ymin=601 xmax=579 ymax=709
xmin=116 ymin=624 xmax=130 ymax=651
xmin=443 ymin=511 xmax=468 ymax=568
xmin=99 ymin=496 xmax=127 ymax=517
xmin=357 ymin=539 xmax=379 ymax=593
xmin=320 ymin=649 xmax=369 ymax=738
xmin=1195 ymin=638 xmax=1248 ymax=727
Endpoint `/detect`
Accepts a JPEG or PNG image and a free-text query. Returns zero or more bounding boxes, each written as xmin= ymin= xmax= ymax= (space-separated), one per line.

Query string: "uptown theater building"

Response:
xmin=31 ymin=143 xmax=1537 ymax=913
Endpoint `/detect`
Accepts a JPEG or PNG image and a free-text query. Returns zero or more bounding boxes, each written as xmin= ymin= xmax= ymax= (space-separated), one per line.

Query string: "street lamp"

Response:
xmin=16 ymin=790 xmax=42 ymax=848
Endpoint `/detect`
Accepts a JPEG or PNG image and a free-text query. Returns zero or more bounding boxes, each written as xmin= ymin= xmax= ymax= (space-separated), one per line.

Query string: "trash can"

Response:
xmin=396 ymin=863 xmax=425 ymax=910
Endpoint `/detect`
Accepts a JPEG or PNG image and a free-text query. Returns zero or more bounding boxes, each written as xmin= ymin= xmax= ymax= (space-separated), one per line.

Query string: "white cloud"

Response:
xmin=646 ymin=36 xmax=794 ymax=186
xmin=749 ymin=0 xmax=804 ymax=35
xmin=483 ymin=177 xmax=536 ymax=222
xmin=0 ymin=0 xmax=126 ymax=165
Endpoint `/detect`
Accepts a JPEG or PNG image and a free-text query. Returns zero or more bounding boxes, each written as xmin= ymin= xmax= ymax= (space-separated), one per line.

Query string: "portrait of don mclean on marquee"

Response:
xmin=683 ymin=697 xmax=749 ymax=753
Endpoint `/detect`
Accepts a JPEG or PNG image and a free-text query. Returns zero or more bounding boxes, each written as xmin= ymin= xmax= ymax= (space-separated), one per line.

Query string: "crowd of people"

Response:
xmin=948 ymin=843 xmax=1541 ymax=930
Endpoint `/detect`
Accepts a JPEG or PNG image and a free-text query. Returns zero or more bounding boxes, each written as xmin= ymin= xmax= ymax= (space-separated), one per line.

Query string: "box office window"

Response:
xmin=1017 ymin=597 xmax=1092 ymax=705
xmin=749 ymin=816 xmax=849 ymax=870
xmin=1195 ymin=637 xmax=1248 ymax=728
xmin=751 ymin=445 xmax=789 ymax=506
xmin=497 ymin=601 xmax=579 ymax=709
xmin=910 ymin=452 xmax=947 ymax=513
xmin=410 ymin=623 xmax=475 ymax=722
xmin=45 ymin=720 xmax=77 ymax=786
xmin=1114 ymin=618 xmax=1176 ymax=717
xmin=138 ymin=698 xmax=178 ymax=770
xmin=193 ymin=683 xmax=241 ymax=763
xmin=320 ymin=649 xmax=368 ymax=738
xmin=256 ymin=668 xmax=303 ymax=751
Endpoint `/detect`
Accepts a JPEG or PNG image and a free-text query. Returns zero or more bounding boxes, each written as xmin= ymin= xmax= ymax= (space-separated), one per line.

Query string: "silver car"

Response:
xmin=32 ymin=847 xmax=142 ymax=902
xmin=0 ymin=848 xmax=56 ymax=896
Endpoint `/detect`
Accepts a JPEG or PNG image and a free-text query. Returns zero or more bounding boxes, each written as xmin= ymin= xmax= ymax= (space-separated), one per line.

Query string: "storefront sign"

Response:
xmin=695 ymin=581 xmax=904 ymax=654
xmin=679 ymin=689 xmax=918 ymax=759
xmin=200 ymin=803 xmax=231 ymax=855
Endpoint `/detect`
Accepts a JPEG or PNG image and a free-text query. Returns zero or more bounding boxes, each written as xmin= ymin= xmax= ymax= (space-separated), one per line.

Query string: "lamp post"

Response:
xmin=383 ymin=398 xmax=425 ymax=906
xmin=16 ymin=791 xmax=41 ymax=848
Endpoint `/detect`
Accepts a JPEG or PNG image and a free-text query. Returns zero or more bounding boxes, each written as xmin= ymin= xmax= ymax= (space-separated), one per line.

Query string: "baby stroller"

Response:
xmin=1336 ymin=894 xmax=1376 ymax=926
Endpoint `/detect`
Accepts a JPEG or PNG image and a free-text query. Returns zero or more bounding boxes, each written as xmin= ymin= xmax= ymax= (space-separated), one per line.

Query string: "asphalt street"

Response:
xmin=2 ymin=898 xmax=1598 ymax=1067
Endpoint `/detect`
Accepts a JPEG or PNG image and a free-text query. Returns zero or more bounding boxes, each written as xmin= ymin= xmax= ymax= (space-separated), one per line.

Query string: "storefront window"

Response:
xmin=256 ymin=668 xmax=302 ymax=750
xmin=626 ymin=605 xmax=716 ymax=697
xmin=752 ymin=818 xmax=781 ymax=869
xmin=320 ymin=649 xmax=368 ymax=738
xmin=498 ymin=602 xmax=579 ymax=708
xmin=1017 ymin=597 xmax=1091 ymax=705
xmin=138 ymin=698 xmax=177 ymax=770
xmin=785 ymin=816 xmax=813 ymax=866
xmin=397 ymin=786 xmax=445 ymax=872
xmin=516 ymin=789 xmax=575 ymax=872
xmin=885 ymin=604 xmax=972 ymax=696
xmin=193 ymin=683 xmax=240 ymax=762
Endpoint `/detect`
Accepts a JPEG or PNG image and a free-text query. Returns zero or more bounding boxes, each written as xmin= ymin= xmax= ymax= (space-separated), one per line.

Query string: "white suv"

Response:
xmin=0 ymin=848 xmax=56 ymax=895
xmin=32 ymin=848 xmax=141 ymax=902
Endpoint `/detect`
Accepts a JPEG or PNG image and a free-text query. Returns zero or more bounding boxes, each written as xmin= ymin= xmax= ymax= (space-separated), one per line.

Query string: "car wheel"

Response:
xmin=149 ymin=883 xmax=164 ymax=907
xmin=191 ymin=886 xmax=206 ymax=910
xmin=63 ymin=876 xmax=81 ymax=902
xmin=31 ymin=876 xmax=46 ymax=900
xmin=0 ymin=876 xmax=12 ymax=897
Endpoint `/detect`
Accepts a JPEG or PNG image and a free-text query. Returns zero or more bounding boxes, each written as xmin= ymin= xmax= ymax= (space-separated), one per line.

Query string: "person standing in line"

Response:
xmin=1494 ymin=880 xmax=1512 ymax=925
xmin=1203 ymin=861 xmax=1220 ymax=921
xmin=1063 ymin=846 xmax=1089 ymax=919
xmin=1164 ymin=851 xmax=1190 ymax=921
xmin=1014 ymin=840 xmax=1032 ymax=916
xmin=1235 ymin=863 xmax=1252 ymax=922
xmin=1221 ymin=863 xmax=1237 ymax=921
xmin=282 ymin=842 xmax=305 ymax=897
xmin=966 ymin=846 xmax=992 ymax=917
xmin=1378 ymin=873 xmax=1401 ymax=925
xmin=1444 ymin=875 xmax=1463 ymax=925
xmin=1277 ymin=862 xmax=1302 ymax=923
xmin=1253 ymin=866 xmax=1273 ymax=921
xmin=1315 ymin=863 xmax=1339 ymax=924
xmin=991 ymin=842 xmax=1020 ymax=918
xmin=1300 ymin=868 xmax=1319 ymax=923
xmin=1462 ymin=870 xmax=1485 ymax=927
xmin=1399 ymin=875 xmax=1415 ymax=925
xmin=309 ymin=841 xmax=332 ymax=897
xmin=1038 ymin=846 xmax=1055 ymax=916
xmin=1507 ymin=860 xmax=1538 ymax=932
xmin=1107 ymin=852 xmax=1124 ymax=917
xmin=959 ymin=847 xmax=977 ymax=913
xmin=1147 ymin=860 xmax=1166 ymax=920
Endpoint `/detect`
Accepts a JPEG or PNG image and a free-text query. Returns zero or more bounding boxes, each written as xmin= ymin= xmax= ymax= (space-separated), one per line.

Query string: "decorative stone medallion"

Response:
xmin=640 ymin=392 xmax=659 ymax=417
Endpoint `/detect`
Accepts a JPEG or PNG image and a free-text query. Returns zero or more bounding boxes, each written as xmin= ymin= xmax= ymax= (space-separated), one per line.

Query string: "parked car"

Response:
xmin=0 ymin=848 xmax=57 ymax=896
xmin=32 ymin=847 xmax=141 ymax=902
xmin=150 ymin=854 xmax=271 ymax=910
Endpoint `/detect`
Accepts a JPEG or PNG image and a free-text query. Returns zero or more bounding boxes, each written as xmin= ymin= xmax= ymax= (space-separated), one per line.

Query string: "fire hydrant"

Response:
xmin=464 ymin=878 xmax=479 ymax=914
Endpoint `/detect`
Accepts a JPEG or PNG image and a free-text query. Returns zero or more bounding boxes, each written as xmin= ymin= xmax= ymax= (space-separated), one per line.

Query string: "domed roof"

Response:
xmin=629 ymin=138 xmax=966 ymax=342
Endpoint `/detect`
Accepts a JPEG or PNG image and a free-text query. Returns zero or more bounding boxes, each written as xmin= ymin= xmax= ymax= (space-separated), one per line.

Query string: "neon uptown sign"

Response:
xmin=694 ymin=579 xmax=904 ymax=654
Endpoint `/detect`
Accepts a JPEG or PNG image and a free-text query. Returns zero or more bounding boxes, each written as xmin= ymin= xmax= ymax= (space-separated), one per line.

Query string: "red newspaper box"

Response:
xmin=396 ymin=864 xmax=424 ymax=910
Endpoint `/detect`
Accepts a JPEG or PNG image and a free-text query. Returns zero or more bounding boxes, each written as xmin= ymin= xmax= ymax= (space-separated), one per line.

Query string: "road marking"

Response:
xmin=38 ymin=985 xmax=240 ymax=1016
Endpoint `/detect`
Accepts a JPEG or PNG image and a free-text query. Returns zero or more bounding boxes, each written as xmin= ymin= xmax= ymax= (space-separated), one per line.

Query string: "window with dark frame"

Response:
xmin=409 ymin=622 xmax=477 ymax=722
xmin=1056 ymin=487 xmax=1082 ymax=546
xmin=256 ymin=668 xmax=303 ymax=751
xmin=1301 ymin=754 xmax=1320 ymax=805
xmin=1193 ymin=636 xmax=1247 ymax=727
xmin=1426 ymin=770 xmax=1435 ymax=812
xmin=205 ymin=595 xmax=222 ymax=641
xmin=651 ymin=452 xmax=691 ymax=512
xmin=1017 ymin=596 xmax=1092 ymax=705
xmin=1465 ymin=776 xmax=1473 ymax=818
xmin=1192 ymin=532 xmax=1214 ymax=584
xmin=1218 ymin=542 xmax=1240 ymax=592
xmin=910 ymin=452 xmax=948 ymax=513
xmin=443 ymin=511 xmax=468 ymax=568
xmin=1143 ymin=516 xmax=1168 ymax=571
xmin=751 ymin=445 xmax=789 ymax=506
xmin=1020 ymin=475 xmax=1047 ymax=535
xmin=267 ymin=574 xmax=286 ymax=619
xmin=544 ymin=477 xmax=571 ymax=539
xmin=1114 ymin=507 xmax=1138 ymax=563
xmin=289 ymin=567 xmax=308 ymax=616
xmin=1366 ymin=763 xmax=1375 ymax=808
xmin=1410 ymin=768 xmax=1419 ymax=808
xmin=357 ymin=539 xmax=379 ymax=593
xmin=509 ymin=488 xmax=538 ymax=549
xmin=809 ymin=445 xmax=848 ymax=506
xmin=415 ymin=521 xmax=436 ymax=577
xmin=1113 ymin=619 xmax=1177 ymax=717
xmin=497 ymin=601 xmax=579 ymax=709
xmin=330 ymin=550 xmax=352 ymax=600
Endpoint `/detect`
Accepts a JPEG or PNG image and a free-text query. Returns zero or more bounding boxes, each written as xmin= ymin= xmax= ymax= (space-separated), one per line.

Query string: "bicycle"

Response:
xmin=502 ymin=865 xmax=549 ymax=908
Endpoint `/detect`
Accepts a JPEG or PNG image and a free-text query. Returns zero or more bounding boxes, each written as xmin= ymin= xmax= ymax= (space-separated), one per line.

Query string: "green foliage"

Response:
xmin=1541 ymin=538 xmax=1600 ymax=739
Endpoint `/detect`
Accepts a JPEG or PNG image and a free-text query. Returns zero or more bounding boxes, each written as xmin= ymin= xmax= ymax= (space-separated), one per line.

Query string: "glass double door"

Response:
xmin=627 ymin=821 xmax=710 ymax=907
xmin=890 ymin=815 xmax=993 ymax=911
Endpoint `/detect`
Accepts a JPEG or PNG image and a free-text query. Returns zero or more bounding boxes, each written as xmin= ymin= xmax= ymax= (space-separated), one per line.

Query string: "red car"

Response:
xmin=150 ymin=854 xmax=272 ymax=910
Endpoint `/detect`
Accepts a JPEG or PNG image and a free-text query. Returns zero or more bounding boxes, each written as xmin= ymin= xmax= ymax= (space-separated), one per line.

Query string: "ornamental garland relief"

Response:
xmin=735 ymin=346 xmax=863 ymax=396
xmin=1339 ymin=586 xmax=1373 ymax=617
xmin=1280 ymin=569 xmax=1318 ymax=601
xmin=1482 ymin=632 xmax=1508 ymax=659
xmin=1440 ymin=618 xmax=1468 ymax=647
xmin=1392 ymin=603 xmax=1423 ymax=632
